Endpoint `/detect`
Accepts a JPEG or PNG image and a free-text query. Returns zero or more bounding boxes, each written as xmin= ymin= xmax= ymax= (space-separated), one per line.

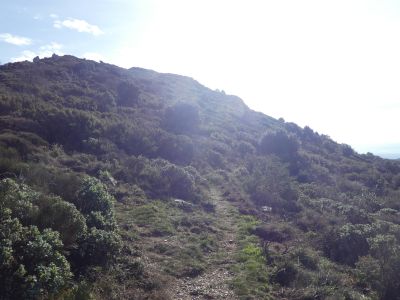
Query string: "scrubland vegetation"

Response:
xmin=1 ymin=55 xmax=400 ymax=299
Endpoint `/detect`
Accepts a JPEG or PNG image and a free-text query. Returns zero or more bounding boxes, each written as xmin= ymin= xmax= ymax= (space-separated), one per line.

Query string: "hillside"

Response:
xmin=1 ymin=55 xmax=400 ymax=299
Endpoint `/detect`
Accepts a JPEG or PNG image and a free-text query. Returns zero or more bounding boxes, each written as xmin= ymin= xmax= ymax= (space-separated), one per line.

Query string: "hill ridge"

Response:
xmin=0 ymin=54 xmax=400 ymax=299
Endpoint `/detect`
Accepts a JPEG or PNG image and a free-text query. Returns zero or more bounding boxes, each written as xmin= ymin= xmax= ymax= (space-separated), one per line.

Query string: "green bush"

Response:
xmin=74 ymin=176 xmax=114 ymax=216
xmin=76 ymin=228 xmax=122 ymax=268
xmin=35 ymin=196 xmax=87 ymax=248
xmin=0 ymin=178 xmax=39 ymax=224
xmin=252 ymin=223 xmax=294 ymax=243
xmin=259 ymin=130 xmax=299 ymax=161
xmin=0 ymin=208 xmax=72 ymax=299
xmin=323 ymin=224 xmax=369 ymax=266
xmin=164 ymin=102 xmax=200 ymax=134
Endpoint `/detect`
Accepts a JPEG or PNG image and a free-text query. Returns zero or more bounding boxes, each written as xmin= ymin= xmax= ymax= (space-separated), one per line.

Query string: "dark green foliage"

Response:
xmin=117 ymin=81 xmax=140 ymax=107
xmin=259 ymin=130 xmax=299 ymax=161
xmin=323 ymin=224 xmax=370 ymax=266
xmin=0 ymin=178 xmax=39 ymax=224
xmin=245 ymin=156 xmax=299 ymax=212
xmin=342 ymin=144 xmax=355 ymax=157
xmin=237 ymin=141 xmax=255 ymax=157
xmin=355 ymin=255 xmax=383 ymax=294
xmin=164 ymin=102 xmax=200 ymax=134
xmin=96 ymin=90 xmax=117 ymax=111
xmin=0 ymin=208 xmax=72 ymax=299
xmin=115 ymin=156 xmax=204 ymax=202
xmin=160 ymin=164 xmax=197 ymax=200
xmin=0 ymin=179 xmax=87 ymax=248
xmin=76 ymin=228 xmax=122 ymax=268
xmin=75 ymin=176 xmax=114 ymax=216
xmin=37 ymin=108 xmax=101 ymax=150
xmin=157 ymin=133 xmax=194 ymax=164
xmin=35 ymin=196 xmax=87 ymax=248
xmin=0 ymin=175 xmax=120 ymax=297
xmin=252 ymin=223 xmax=294 ymax=243
xmin=272 ymin=261 xmax=298 ymax=286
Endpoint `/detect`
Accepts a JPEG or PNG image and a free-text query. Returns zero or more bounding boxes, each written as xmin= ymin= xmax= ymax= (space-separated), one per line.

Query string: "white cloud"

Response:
xmin=11 ymin=42 xmax=64 ymax=62
xmin=38 ymin=42 xmax=64 ymax=58
xmin=0 ymin=33 xmax=32 ymax=46
xmin=11 ymin=50 xmax=37 ymax=62
xmin=82 ymin=52 xmax=104 ymax=62
xmin=49 ymin=13 xmax=58 ymax=19
xmin=40 ymin=42 xmax=63 ymax=51
xmin=54 ymin=18 xmax=103 ymax=36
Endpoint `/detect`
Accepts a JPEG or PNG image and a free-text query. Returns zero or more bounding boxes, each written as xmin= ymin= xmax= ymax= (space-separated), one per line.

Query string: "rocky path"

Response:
xmin=170 ymin=189 xmax=239 ymax=300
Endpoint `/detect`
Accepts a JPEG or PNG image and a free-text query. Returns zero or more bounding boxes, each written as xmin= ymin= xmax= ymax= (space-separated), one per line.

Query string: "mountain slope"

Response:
xmin=1 ymin=55 xmax=400 ymax=299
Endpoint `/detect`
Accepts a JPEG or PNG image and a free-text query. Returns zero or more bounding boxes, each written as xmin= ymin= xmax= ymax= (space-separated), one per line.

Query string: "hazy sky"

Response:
xmin=1 ymin=0 xmax=400 ymax=155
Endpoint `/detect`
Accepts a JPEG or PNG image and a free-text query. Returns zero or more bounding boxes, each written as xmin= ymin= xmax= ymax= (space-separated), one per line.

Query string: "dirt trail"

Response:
xmin=170 ymin=188 xmax=239 ymax=300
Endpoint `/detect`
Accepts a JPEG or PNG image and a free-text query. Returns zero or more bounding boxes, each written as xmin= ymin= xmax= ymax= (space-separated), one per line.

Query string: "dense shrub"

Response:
xmin=117 ymin=82 xmax=140 ymax=107
xmin=75 ymin=228 xmax=122 ymax=268
xmin=245 ymin=156 xmax=299 ymax=212
xmin=259 ymin=130 xmax=299 ymax=161
xmin=74 ymin=176 xmax=114 ymax=216
xmin=252 ymin=223 xmax=294 ymax=242
xmin=157 ymin=133 xmax=194 ymax=164
xmin=164 ymin=102 xmax=200 ymax=134
xmin=0 ymin=209 xmax=72 ymax=299
xmin=323 ymin=224 xmax=369 ymax=266
xmin=35 ymin=196 xmax=87 ymax=247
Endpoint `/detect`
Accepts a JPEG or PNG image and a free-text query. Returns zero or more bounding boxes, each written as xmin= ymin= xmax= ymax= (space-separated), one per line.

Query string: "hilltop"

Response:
xmin=1 ymin=55 xmax=400 ymax=299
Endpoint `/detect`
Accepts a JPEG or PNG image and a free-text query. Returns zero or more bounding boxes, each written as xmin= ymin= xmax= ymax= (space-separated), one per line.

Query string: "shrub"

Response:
xmin=323 ymin=224 xmax=369 ymax=266
xmin=76 ymin=228 xmax=122 ymax=268
xmin=117 ymin=82 xmax=140 ymax=107
xmin=161 ymin=164 xmax=196 ymax=201
xmin=74 ymin=176 xmax=114 ymax=216
xmin=35 ymin=196 xmax=87 ymax=248
xmin=157 ymin=133 xmax=194 ymax=165
xmin=0 ymin=178 xmax=39 ymax=222
xmin=252 ymin=223 xmax=294 ymax=243
xmin=259 ymin=130 xmax=299 ymax=161
xmin=0 ymin=208 xmax=72 ymax=299
xmin=164 ymin=102 xmax=200 ymax=134
xmin=271 ymin=261 xmax=298 ymax=286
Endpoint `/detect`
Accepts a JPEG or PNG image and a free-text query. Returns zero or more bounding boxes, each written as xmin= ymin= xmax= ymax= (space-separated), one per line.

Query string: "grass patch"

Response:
xmin=164 ymin=243 xmax=206 ymax=278
xmin=116 ymin=201 xmax=176 ymax=236
xmin=231 ymin=215 xmax=272 ymax=299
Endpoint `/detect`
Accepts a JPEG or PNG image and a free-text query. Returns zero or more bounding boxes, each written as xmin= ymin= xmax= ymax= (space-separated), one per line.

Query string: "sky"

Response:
xmin=1 ymin=0 xmax=400 ymax=157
